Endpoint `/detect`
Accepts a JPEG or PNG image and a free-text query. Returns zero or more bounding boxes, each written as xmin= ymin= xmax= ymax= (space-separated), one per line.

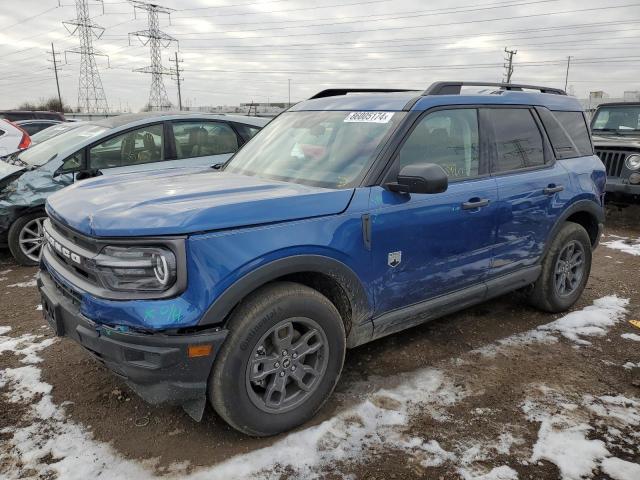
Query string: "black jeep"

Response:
xmin=592 ymin=102 xmax=640 ymax=200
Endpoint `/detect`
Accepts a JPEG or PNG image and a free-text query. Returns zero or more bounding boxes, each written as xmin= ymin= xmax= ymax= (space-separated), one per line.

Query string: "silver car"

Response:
xmin=0 ymin=111 xmax=268 ymax=265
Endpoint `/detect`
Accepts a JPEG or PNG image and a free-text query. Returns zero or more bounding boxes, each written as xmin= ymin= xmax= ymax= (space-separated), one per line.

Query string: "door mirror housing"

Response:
xmin=75 ymin=169 xmax=102 ymax=181
xmin=386 ymin=164 xmax=448 ymax=194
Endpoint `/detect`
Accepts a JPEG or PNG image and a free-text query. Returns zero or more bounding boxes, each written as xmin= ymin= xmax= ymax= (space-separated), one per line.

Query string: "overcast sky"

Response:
xmin=0 ymin=0 xmax=639 ymax=111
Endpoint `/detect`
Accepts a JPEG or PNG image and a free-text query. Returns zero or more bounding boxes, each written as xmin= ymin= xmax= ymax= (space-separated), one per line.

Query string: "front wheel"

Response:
xmin=8 ymin=212 xmax=48 ymax=266
xmin=210 ymin=281 xmax=346 ymax=436
xmin=528 ymin=222 xmax=592 ymax=313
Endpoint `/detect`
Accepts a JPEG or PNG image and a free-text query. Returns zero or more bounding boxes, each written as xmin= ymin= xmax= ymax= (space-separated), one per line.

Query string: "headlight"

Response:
xmin=626 ymin=154 xmax=640 ymax=171
xmin=90 ymin=246 xmax=177 ymax=292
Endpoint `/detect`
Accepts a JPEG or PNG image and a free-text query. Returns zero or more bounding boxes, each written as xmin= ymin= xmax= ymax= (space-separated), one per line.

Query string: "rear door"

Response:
xmin=486 ymin=107 xmax=570 ymax=278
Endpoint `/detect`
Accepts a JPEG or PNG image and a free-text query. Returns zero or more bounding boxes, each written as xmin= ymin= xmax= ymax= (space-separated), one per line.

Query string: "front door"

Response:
xmin=369 ymin=108 xmax=498 ymax=318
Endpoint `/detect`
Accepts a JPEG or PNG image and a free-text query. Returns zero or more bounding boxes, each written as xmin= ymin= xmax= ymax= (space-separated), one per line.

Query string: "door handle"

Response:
xmin=462 ymin=198 xmax=490 ymax=210
xmin=543 ymin=184 xmax=564 ymax=195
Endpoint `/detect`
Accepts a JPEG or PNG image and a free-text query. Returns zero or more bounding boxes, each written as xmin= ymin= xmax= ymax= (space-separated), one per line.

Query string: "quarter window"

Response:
xmin=398 ymin=109 xmax=480 ymax=179
xmin=554 ymin=111 xmax=593 ymax=156
xmin=172 ymin=121 xmax=239 ymax=159
xmin=488 ymin=109 xmax=545 ymax=172
xmin=89 ymin=124 xmax=164 ymax=169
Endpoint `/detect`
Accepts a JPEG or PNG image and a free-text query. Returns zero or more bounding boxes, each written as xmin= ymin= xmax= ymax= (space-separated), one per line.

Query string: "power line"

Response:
xmin=63 ymin=0 xmax=110 ymax=113
xmin=129 ymin=1 xmax=177 ymax=110
xmin=154 ymin=3 xmax=640 ymax=39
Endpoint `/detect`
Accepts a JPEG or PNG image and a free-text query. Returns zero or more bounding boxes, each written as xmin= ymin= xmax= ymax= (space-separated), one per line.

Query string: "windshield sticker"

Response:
xmin=344 ymin=112 xmax=394 ymax=123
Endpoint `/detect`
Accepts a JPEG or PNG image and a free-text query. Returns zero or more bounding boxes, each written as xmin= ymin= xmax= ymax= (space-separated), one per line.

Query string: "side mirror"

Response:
xmin=386 ymin=164 xmax=448 ymax=194
xmin=75 ymin=169 xmax=102 ymax=181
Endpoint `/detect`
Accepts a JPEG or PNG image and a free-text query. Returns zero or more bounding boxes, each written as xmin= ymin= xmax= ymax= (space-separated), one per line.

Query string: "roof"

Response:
xmin=90 ymin=111 xmax=268 ymax=129
xmin=293 ymin=83 xmax=585 ymax=113
xmin=594 ymin=102 xmax=640 ymax=108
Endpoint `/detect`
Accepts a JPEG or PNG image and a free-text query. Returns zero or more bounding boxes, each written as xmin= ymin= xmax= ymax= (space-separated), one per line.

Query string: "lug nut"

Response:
xmin=292 ymin=353 xmax=298 ymax=359
xmin=282 ymin=350 xmax=288 ymax=356
xmin=279 ymin=371 xmax=285 ymax=377
xmin=291 ymin=366 xmax=296 ymax=372
xmin=274 ymin=362 xmax=280 ymax=368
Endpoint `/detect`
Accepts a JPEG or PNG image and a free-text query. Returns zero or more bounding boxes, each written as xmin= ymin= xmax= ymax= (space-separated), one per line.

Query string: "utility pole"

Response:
xmin=503 ymin=47 xmax=517 ymax=84
xmin=564 ymin=56 xmax=572 ymax=92
xmin=171 ymin=51 xmax=183 ymax=110
xmin=129 ymin=1 xmax=177 ymax=111
xmin=48 ymin=43 xmax=63 ymax=112
xmin=63 ymin=0 xmax=109 ymax=113
xmin=288 ymin=78 xmax=291 ymax=107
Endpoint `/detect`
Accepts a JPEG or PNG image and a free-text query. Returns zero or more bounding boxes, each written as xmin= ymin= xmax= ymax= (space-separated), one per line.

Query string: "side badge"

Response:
xmin=388 ymin=251 xmax=402 ymax=268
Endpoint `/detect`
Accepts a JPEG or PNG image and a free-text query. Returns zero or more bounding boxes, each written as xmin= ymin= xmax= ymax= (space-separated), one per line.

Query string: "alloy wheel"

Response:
xmin=246 ymin=317 xmax=329 ymax=414
xmin=554 ymin=240 xmax=585 ymax=297
xmin=18 ymin=217 xmax=46 ymax=263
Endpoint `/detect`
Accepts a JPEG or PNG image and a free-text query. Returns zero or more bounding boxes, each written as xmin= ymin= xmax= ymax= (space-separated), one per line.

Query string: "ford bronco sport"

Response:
xmin=38 ymin=82 xmax=606 ymax=436
xmin=591 ymin=102 xmax=640 ymax=200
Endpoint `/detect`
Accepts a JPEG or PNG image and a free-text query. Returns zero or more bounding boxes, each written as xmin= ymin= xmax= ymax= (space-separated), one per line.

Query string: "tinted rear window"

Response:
xmin=554 ymin=111 xmax=592 ymax=156
xmin=488 ymin=108 xmax=545 ymax=172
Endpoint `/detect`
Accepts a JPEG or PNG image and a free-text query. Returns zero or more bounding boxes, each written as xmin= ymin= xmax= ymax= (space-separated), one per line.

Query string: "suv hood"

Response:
xmin=592 ymin=133 xmax=640 ymax=149
xmin=46 ymin=168 xmax=355 ymax=237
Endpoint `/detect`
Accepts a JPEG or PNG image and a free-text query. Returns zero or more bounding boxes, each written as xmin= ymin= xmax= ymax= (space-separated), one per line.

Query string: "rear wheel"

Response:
xmin=528 ymin=222 xmax=592 ymax=313
xmin=8 ymin=212 xmax=47 ymax=266
xmin=210 ymin=281 xmax=346 ymax=436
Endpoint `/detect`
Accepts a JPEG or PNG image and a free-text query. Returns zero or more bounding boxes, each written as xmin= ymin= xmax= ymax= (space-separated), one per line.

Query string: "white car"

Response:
xmin=0 ymin=119 xmax=30 ymax=157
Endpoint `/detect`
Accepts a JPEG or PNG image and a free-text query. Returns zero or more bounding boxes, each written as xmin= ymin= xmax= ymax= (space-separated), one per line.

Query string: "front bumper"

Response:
xmin=37 ymin=269 xmax=228 ymax=419
xmin=606 ymin=177 xmax=640 ymax=195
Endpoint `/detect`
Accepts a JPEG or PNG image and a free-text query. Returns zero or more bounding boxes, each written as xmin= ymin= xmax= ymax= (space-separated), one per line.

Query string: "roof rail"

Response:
xmin=424 ymin=82 xmax=567 ymax=96
xmin=309 ymin=88 xmax=417 ymax=100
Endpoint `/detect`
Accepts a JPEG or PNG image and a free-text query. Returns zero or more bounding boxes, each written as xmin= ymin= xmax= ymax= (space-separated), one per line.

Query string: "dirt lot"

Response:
xmin=1 ymin=204 xmax=639 ymax=479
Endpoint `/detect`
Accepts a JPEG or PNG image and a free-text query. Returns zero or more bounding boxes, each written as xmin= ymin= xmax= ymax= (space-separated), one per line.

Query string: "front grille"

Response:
xmin=595 ymin=148 xmax=635 ymax=178
xmin=46 ymin=267 xmax=83 ymax=305
xmin=45 ymin=219 xmax=101 ymax=288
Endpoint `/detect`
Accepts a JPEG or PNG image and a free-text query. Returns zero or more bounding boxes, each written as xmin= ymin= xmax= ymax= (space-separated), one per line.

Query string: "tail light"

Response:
xmin=8 ymin=121 xmax=31 ymax=150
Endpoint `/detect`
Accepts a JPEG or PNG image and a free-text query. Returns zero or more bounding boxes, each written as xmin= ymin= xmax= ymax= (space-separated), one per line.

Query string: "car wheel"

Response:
xmin=210 ymin=281 xmax=346 ymax=436
xmin=528 ymin=222 xmax=592 ymax=313
xmin=8 ymin=212 xmax=47 ymax=266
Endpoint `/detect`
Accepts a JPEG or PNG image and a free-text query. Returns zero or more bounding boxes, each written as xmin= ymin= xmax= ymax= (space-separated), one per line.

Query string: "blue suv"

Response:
xmin=38 ymin=82 xmax=606 ymax=436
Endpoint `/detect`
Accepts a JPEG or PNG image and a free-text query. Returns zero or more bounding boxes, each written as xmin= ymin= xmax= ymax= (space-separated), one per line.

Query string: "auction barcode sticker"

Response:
xmin=344 ymin=112 xmax=395 ymax=123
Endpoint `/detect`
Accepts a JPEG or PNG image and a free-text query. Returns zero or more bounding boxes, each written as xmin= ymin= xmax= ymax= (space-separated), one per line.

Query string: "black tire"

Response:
xmin=210 ymin=281 xmax=346 ymax=436
xmin=8 ymin=212 xmax=47 ymax=267
xmin=528 ymin=222 xmax=592 ymax=313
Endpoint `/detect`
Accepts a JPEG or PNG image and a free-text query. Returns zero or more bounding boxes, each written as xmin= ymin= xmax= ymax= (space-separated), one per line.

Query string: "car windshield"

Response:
xmin=224 ymin=110 xmax=405 ymax=188
xmin=30 ymin=122 xmax=84 ymax=145
xmin=18 ymin=124 xmax=109 ymax=167
xmin=592 ymin=106 xmax=640 ymax=132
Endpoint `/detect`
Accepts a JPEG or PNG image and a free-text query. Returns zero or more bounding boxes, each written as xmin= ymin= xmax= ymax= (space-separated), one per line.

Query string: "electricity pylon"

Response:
xmin=129 ymin=1 xmax=177 ymax=111
xmin=63 ymin=0 xmax=109 ymax=113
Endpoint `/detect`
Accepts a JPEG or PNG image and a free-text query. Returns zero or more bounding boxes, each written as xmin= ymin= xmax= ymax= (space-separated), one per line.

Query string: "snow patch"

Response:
xmin=539 ymin=296 xmax=628 ymax=345
xmin=459 ymin=465 xmax=519 ymax=480
xmin=524 ymin=387 xmax=640 ymax=480
xmin=602 ymin=236 xmax=640 ymax=256
xmin=621 ymin=333 xmax=640 ymax=342
xmin=601 ymin=457 xmax=640 ymax=480
xmin=0 ymin=330 xmax=56 ymax=364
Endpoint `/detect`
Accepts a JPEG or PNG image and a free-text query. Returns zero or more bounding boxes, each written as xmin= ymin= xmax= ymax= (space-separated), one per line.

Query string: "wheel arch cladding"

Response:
xmin=199 ymin=255 xmax=372 ymax=339
xmin=546 ymin=199 xmax=604 ymax=255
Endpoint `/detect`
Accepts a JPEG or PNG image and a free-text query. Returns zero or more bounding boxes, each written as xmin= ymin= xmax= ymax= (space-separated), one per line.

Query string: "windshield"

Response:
xmin=30 ymin=122 xmax=84 ymax=145
xmin=592 ymin=106 xmax=640 ymax=132
xmin=18 ymin=124 xmax=109 ymax=167
xmin=224 ymin=110 xmax=405 ymax=188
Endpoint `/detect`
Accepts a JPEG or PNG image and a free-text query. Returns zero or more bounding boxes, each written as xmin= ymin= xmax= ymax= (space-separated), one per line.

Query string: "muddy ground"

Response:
xmin=1 ymin=203 xmax=639 ymax=479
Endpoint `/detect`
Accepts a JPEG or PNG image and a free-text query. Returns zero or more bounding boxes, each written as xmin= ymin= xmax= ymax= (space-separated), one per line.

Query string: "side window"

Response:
xmin=553 ymin=111 xmax=593 ymax=156
xmin=488 ymin=109 xmax=545 ymax=172
xmin=234 ymin=123 xmax=261 ymax=141
xmin=397 ymin=109 xmax=480 ymax=179
xmin=60 ymin=151 xmax=84 ymax=172
xmin=172 ymin=121 xmax=239 ymax=159
xmin=89 ymin=124 xmax=164 ymax=170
